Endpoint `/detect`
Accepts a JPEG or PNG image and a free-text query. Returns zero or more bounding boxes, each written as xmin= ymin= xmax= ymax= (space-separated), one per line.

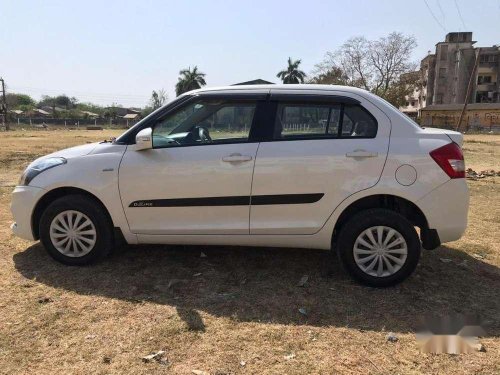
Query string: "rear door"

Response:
xmin=249 ymin=90 xmax=390 ymax=234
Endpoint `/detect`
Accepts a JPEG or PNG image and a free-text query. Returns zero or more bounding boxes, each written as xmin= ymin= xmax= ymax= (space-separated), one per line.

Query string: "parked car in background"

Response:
xmin=10 ymin=85 xmax=469 ymax=286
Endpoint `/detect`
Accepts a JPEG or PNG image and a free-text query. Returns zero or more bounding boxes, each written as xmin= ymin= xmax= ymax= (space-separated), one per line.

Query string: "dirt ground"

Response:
xmin=0 ymin=129 xmax=499 ymax=374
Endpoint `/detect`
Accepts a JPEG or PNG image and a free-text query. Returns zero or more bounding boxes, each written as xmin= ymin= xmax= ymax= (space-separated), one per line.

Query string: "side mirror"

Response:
xmin=135 ymin=128 xmax=153 ymax=151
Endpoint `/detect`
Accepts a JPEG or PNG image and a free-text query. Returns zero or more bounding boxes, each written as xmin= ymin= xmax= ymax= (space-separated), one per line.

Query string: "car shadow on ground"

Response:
xmin=13 ymin=242 xmax=500 ymax=336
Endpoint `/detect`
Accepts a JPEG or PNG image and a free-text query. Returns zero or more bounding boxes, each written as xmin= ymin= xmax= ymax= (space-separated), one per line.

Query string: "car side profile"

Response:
xmin=10 ymin=85 xmax=469 ymax=286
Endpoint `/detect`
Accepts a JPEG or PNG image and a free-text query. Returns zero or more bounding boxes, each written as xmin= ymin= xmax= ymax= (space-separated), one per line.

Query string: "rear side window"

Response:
xmin=274 ymin=102 xmax=377 ymax=139
xmin=342 ymin=105 xmax=378 ymax=138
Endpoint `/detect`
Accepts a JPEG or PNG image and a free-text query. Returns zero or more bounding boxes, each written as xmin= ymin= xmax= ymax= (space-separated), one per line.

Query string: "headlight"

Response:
xmin=19 ymin=157 xmax=67 ymax=186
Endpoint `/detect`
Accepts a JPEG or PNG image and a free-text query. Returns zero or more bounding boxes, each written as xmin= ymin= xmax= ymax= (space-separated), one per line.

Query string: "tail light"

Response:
xmin=430 ymin=142 xmax=465 ymax=179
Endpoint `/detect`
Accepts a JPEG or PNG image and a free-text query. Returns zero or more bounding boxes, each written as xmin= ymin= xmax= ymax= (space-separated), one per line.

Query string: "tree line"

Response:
xmin=6 ymin=31 xmax=418 ymax=119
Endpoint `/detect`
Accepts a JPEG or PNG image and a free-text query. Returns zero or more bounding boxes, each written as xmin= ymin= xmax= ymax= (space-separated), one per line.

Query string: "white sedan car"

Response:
xmin=11 ymin=85 xmax=469 ymax=286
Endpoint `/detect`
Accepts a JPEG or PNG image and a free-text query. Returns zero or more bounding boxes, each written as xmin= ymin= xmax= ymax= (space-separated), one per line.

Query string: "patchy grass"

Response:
xmin=0 ymin=131 xmax=499 ymax=374
xmin=0 ymin=129 xmax=122 ymax=187
xmin=462 ymin=134 xmax=500 ymax=172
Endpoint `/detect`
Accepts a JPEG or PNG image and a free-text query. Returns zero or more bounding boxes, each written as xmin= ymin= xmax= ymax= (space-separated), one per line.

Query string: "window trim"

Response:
xmin=151 ymin=97 xmax=262 ymax=150
xmin=117 ymin=92 xmax=378 ymax=145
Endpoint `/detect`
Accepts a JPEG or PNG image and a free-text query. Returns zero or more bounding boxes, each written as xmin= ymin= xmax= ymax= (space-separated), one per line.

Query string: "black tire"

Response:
xmin=336 ymin=208 xmax=421 ymax=287
xmin=39 ymin=194 xmax=113 ymax=265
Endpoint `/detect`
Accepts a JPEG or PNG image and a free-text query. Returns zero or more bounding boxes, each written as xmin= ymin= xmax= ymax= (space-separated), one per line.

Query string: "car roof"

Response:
xmin=188 ymin=84 xmax=372 ymax=97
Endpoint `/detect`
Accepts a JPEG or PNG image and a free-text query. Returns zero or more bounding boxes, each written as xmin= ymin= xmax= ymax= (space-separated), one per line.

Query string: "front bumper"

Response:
xmin=10 ymin=185 xmax=46 ymax=241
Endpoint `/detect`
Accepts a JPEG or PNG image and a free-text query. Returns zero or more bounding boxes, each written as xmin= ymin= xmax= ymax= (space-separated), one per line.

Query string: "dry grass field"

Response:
xmin=0 ymin=129 xmax=499 ymax=374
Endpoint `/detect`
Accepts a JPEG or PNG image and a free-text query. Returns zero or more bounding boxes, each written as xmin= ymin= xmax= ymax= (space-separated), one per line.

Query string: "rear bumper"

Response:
xmin=10 ymin=185 xmax=46 ymax=241
xmin=417 ymin=179 xmax=469 ymax=244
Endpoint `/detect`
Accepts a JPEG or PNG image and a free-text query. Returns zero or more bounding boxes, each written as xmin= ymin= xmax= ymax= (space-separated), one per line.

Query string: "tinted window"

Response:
xmin=153 ymin=100 xmax=256 ymax=148
xmin=275 ymin=104 xmax=341 ymax=139
xmin=341 ymin=105 xmax=377 ymax=138
xmin=274 ymin=103 xmax=376 ymax=139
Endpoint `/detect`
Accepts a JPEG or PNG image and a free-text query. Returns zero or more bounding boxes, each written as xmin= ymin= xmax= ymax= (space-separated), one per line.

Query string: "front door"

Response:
xmin=250 ymin=91 xmax=390 ymax=234
xmin=119 ymin=97 xmax=260 ymax=235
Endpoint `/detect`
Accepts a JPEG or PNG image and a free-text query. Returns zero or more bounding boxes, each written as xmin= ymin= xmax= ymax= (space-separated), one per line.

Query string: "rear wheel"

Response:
xmin=39 ymin=194 xmax=113 ymax=265
xmin=336 ymin=208 xmax=421 ymax=287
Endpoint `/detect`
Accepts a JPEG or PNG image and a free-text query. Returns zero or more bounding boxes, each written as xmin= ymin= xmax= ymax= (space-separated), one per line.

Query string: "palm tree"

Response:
xmin=175 ymin=66 xmax=207 ymax=96
xmin=277 ymin=57 xmax=306 ymax=84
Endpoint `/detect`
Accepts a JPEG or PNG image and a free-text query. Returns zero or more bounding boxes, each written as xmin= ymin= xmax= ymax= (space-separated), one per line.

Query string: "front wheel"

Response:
xmin=336 ymin=208 xmax=421 ymax=287
xmin=39 ymin=194 xmax=113 ymax=265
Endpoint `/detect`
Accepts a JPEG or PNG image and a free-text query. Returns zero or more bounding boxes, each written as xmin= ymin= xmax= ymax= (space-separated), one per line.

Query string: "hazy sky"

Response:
xmin=1 ymin=0 xmax=499 ymax=107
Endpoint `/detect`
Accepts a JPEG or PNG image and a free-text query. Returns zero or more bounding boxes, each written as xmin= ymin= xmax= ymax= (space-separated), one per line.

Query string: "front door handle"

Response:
xmin=346 ymin=149 xmax=378 ymax=158
xmin=222 ymin=153 xmax=253 ymax=162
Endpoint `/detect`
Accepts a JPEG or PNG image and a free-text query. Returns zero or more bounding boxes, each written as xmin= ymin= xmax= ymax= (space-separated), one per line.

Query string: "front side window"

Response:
xmin=152 ymin=100 xmax=256 ymax=148
xmin=274 ymin=102 xmax=377 ymax=139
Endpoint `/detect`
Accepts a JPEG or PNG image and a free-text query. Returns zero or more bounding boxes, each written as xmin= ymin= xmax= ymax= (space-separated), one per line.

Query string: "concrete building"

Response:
xmin=400 ymin=71 xmax=421 ymax=119
xmin=400 ymin=32 xmax=500 ymax=129
xmin=422 ymin=32 xmax=499 ymax=106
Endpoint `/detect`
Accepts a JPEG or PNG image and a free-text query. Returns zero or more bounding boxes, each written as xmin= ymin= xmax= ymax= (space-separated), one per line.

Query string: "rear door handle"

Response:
xmin=346 ymin=150 xmax=378 ymax=158
xmin=222 ymin=153 xmax=253 ymax=162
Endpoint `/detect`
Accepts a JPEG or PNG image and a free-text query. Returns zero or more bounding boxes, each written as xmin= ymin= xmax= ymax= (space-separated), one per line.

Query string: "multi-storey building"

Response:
xmin=400 ymin=32 xmax=500 ymax=129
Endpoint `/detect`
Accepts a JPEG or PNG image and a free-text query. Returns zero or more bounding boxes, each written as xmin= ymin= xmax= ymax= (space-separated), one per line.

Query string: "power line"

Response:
xmin=436 ymin=0 xmax=446 ymax=27
xmin=423 ymin=0 xmax=447 ymax=32
xmin=453 ymin=0 xmax=467 ymax=30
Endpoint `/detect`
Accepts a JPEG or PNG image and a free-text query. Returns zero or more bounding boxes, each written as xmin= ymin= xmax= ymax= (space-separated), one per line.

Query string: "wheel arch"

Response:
xmin=331 ymin=194 xmax=430 ymax=247
xmin=31 ymin=186 xmax=114 ymax=240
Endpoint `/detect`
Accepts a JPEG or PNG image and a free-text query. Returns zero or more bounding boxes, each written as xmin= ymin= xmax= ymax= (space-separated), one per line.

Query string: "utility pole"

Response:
xmin=0 ymin=77 xmax=9 ymax=131
xmin=456 ymin=48 xmax=480 ymax=132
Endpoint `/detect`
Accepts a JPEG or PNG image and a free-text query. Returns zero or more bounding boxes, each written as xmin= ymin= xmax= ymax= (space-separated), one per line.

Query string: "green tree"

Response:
xmin=308 ymin=66 xmax=349 ymax=85
xmin=6 ymin=93 xmax=36 ymax=108
xmin=38 ymin=94 xmax=76 ymax=110
xmin=383 ymin=71 xmax=420 ymax=108
xmin=277 ymin=57 xmax=306 ymax=84
xmin=175 ymin=66 xmax=206 ymax=96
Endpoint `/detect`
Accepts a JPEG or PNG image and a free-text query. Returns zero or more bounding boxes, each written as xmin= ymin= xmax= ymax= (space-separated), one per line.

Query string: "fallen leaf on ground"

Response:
xmin=297 ymin=275 xmax=309 ymax=287
xmin=386 ymin=332 xmax=398 ymax=343
xmin=142 ymin=350 xmax=167 ymax=364
xmin=439 ymin=258 xmax=452 ymax=263
xmin=476 ymin=343 xmax=487 ymax=352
